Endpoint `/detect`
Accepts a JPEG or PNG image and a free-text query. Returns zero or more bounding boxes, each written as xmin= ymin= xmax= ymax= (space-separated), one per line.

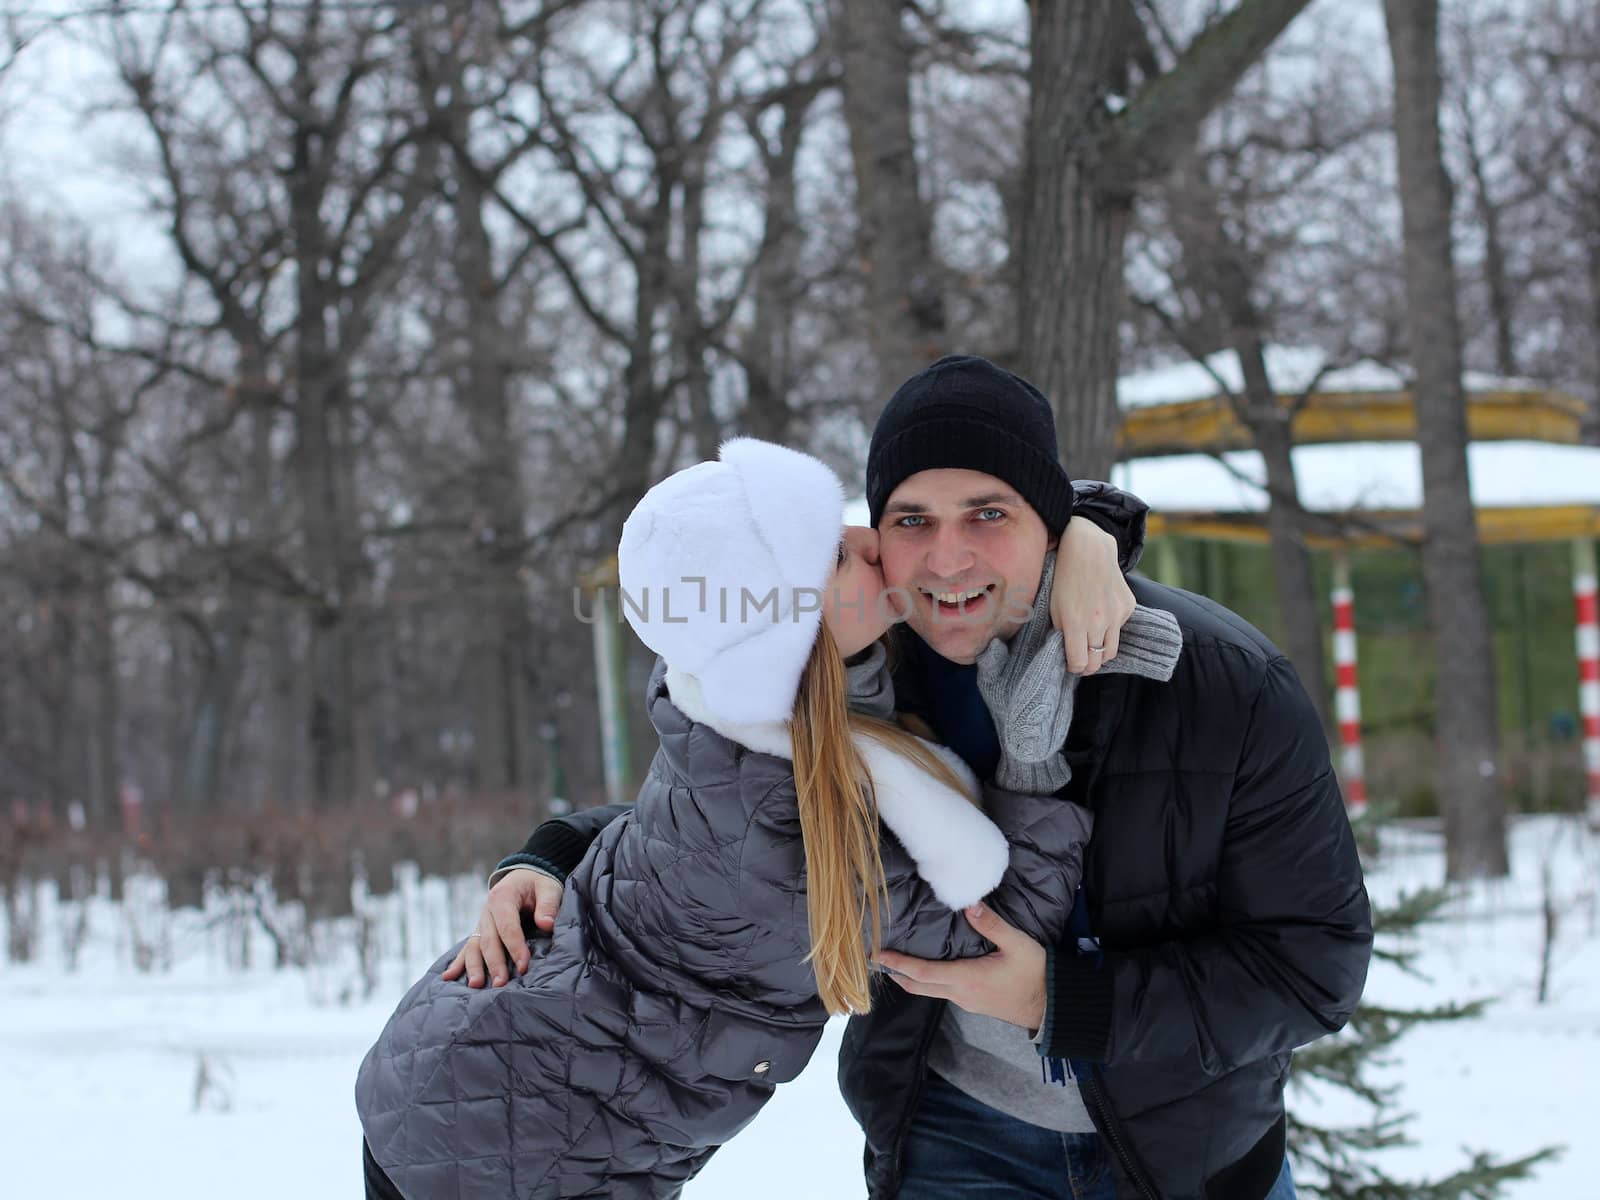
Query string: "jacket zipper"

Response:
xmin=1079 ymin=1064 xmax=1159 ymax=1200
xmin=888 ymin=1000 xmax=948 ymax=1182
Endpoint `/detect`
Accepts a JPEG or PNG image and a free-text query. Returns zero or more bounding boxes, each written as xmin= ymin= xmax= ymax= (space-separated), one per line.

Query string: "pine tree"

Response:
xmin=1288 ymin=875 xmax=1561 ymax=1197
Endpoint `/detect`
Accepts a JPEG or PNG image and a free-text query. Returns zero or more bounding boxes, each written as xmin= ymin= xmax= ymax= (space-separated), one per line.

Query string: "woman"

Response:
xmin=355 ymin=439 xmax=1135 ymax=1199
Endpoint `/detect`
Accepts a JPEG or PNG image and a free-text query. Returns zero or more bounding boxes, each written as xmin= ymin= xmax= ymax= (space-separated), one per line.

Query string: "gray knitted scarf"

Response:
xmin=975 ymin=550 xmax=1183 ymax=793
xmin=844 ymin=640 xmax=897 ymax=720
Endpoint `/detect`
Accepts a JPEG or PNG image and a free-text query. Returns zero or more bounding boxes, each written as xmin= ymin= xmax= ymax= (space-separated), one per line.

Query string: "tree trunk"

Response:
xmin=742 ymin=89 xmax=815 ymax=445
xmin=1460 ymin=117 xmax=1518 ymax=377
xmin=451 ymin=145 xmax=536 ymax=801
xmin=675 ymin=153 xmax=720 ymax=462
xmin=1587 ymin=232 xmax=1600 ymax=443
xmin=164 ymin=622 xmax=188 ymax=832
xmin=290 ymin=133 xmax=370 ymax=810
xmin=45 ymin=564 xmax=83 ymax=830
xmin=266 ymin=606 xmax=303 ymax=811
xmin=836 ymin=0 xmax=945 ymax=397
xmin=294 ymin=354 xmax=360 ymax=811
xmin=1384 ymin=0 xmax=1508 ymax=879
xmin=340 ymin=389 xmax=378 ymax=810
xmin=183 ymin=374 xmax=270 ymax=817
xmin=1238 ymin=348 xmax=1333 ymax=734
xmin=82 ymin=412 xmax=127 ymax=833
xmin=179 ymin=619 xmax=245 ymax=819
xmin=1019 ymin=142 xmax=1131 ymax=481
xmin=1020 ymin=0 xmax=1314 ymax=481
xmin=296 ymin=351 xmax=367 ymax=810
xmin=1021 ymin=1 xmax=1157 ymax=480
xmin=85 ymin=571 xmax=120 ymax=831
xmin=612 ymin=179 xmax=675 ymax=542
xmin=1163 ymin=153 xmax=1333 ymax=731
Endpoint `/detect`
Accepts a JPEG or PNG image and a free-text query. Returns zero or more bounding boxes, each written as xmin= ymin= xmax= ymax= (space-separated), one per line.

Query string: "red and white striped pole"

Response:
xmin=1574 ymin=538 xmax=1600 ymax=823
xmin=1332 ymin=554 xmax=1368 ymax=817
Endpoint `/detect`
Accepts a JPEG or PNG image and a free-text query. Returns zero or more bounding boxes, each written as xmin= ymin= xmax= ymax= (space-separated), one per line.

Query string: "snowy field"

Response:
xmin=2 ymin=816 xmax=1596 ymax=1200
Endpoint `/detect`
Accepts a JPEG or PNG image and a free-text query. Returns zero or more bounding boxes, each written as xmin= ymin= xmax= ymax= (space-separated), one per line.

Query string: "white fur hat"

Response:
xmin=617 ymin=438 xmax=846 ymax=725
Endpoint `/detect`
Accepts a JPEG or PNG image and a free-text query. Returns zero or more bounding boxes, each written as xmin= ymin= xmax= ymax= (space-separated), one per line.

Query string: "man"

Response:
xmin=447 ymin=356 xmax=1372 ymax=1199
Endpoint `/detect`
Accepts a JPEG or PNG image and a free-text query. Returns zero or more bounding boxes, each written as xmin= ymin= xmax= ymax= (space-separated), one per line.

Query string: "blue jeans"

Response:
xmin=895 ymin=1072 xmax=1297 ymax=1200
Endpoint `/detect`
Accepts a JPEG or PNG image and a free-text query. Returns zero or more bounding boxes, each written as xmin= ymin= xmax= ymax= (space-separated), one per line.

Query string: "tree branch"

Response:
xmin=1104 ymin=0 xmax=1315 ymax=190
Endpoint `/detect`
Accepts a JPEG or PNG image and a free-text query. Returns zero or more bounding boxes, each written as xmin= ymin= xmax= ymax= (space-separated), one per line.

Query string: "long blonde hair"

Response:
xmin=789 ymin=626 xmax=976 ymax=1015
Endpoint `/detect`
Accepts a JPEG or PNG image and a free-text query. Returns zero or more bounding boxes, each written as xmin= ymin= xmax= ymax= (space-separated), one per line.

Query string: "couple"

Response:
xmin=356 ymin=355 xmax=1373 ymax=1199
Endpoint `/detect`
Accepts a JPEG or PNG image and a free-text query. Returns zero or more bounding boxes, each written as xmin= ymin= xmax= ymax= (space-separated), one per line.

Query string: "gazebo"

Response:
xmin=1112 ymin=347 xmax=1598 ymax=819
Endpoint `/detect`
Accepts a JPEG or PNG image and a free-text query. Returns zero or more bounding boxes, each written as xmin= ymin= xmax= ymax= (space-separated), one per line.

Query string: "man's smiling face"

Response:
xmin=877 ymin=468 xmax=1055 ymax=664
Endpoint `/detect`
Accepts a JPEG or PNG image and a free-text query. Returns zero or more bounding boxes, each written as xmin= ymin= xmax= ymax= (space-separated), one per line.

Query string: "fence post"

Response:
xmin=1573 ymin=538 xmax=1600 ymax=823
xmin=583 ymin=556 xmax=632 ymax=808
xmin=1332 ymin=553 xmax=1367 ymax=817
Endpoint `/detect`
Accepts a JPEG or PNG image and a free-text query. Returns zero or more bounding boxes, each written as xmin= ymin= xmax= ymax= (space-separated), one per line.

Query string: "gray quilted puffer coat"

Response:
xmin=356 ymin=660 xmax=1091 ymax=1199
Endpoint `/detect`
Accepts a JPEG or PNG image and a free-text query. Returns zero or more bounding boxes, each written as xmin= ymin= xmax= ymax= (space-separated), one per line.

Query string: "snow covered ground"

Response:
xmin=2 ymin=816 xmax=1595 ymax=1200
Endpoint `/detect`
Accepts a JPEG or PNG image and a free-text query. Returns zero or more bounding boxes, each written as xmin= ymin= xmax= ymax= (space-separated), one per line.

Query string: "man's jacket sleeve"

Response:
xmin=1040 ymin=655 xmax=1374 ymax=1071
xmin=1071 ymin=480 xmax=1148 ymax=573
xmin=495 ymin=804 xmax=631 ymax=882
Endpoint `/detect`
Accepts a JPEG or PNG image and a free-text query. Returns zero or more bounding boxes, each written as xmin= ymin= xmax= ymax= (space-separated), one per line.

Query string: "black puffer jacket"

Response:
xmin=356 ymin=661 xmax=1091 ymax=1199
xmin=515 ymin=581 xmax=1371 ymax=1198
xmin=838 ymin=578 xmax=1373 ymax=1200
xmin=501 ymin=484 xmax=1365 ymax=1198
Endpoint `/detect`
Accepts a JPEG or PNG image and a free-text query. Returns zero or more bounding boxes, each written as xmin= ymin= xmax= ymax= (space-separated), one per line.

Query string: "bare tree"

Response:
xmin=0 ymin=208 xmax=154 ymax=832
xmin=1020 ymin=0 xmax=1315 ymax=480
xmin=833 ymin=0 xmax=946 ymax=398
xmin=405 ymin=3 xmax=569 ymax=804
xmin=1384 ymin=0 xmax=1508 ymax=879
xmin=1513 ymin=1 xmax=1600 ymax=436
xmin=1439 ymin=2 xmax=1557 ymax=382
xmin=0 ymin=0 xmax=860 ymax=875
xmin=27 ymin=0 xmax=1583 ymax=899
xmin=738 ymin=38 xmax=837 ymax=444
xmin=474 ymin=0 xmax=770 ymax=540
xmin=104 ymin=0 xmax=439 ymax=811
xmin=1127 ymin=29 xmax=1393 ymax=732
xmin=1135 ymin=169 xmax=1336 ymax=730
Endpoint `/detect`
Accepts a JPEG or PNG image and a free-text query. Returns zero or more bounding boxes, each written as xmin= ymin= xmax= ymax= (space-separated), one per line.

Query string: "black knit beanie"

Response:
xmin=866 ymin=355 xmax=1075 ymax=533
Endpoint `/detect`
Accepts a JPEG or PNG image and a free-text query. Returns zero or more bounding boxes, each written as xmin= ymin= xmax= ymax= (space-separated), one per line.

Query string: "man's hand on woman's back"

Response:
xmin=440 ymin=869 xmax=565 ymax=988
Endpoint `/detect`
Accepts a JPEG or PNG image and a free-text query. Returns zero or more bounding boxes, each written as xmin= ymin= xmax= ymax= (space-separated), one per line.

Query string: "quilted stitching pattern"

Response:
xmin=356 ymin=661 xmax=1090 ymax=1198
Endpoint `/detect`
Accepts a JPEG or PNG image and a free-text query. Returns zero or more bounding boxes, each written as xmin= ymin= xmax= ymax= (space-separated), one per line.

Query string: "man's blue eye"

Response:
xmin=897 ymin=515 xmax=926 ymax=528
xmin=976 ymin=509 xmax=1005 ymax=521
xmin=837 ymin=541 xmax=847 ymax=566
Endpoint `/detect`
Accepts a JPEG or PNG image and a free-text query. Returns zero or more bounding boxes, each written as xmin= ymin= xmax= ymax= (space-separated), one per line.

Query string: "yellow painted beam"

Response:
xmin=578 ymin=553 xmax=621 ymax=590
xmin=1146 ymin=505 xmax=1600 ymax=550
xmin=1119 ymin=388 xmax=1585 ymax=456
